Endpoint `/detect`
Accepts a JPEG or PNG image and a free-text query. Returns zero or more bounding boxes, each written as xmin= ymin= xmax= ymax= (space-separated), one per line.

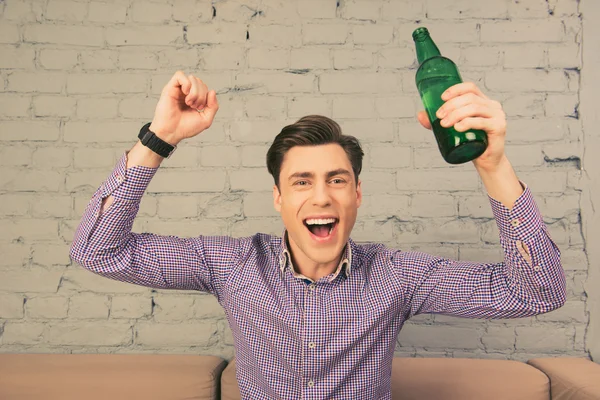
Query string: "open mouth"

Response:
xmin=303 ymin=217 xmax=339 ymax=239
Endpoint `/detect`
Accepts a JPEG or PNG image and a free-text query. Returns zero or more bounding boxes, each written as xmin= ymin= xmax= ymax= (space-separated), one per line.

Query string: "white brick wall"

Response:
xmin=0 ymin=0 xmax=594 ymax=362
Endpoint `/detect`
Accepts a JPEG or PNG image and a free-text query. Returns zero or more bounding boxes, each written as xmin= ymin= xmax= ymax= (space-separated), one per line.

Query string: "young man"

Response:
xmin=70 ymin=71 xmax=566 ymax=399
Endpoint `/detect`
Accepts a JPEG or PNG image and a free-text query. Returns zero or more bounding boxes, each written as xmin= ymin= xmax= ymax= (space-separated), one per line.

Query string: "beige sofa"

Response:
xmin=1 ymin=354 xmax=599 ymax=399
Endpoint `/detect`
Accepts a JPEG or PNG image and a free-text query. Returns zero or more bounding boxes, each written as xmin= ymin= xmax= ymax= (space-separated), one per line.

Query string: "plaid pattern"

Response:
xmin=70 ymin=151 xmax=566 ymax=400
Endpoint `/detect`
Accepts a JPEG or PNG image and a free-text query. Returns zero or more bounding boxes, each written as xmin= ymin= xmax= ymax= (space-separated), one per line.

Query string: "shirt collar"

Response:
xmin=278 ymin=230 xmax=352 ymax=282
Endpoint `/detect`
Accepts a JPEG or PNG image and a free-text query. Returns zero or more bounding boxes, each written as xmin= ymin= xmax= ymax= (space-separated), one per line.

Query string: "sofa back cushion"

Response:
xmin=0 ymin=354 xmax=226 ymax=400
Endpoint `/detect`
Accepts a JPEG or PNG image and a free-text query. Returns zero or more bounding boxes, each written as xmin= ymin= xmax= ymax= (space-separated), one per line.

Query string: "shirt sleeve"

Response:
xmin=392 ymin=183 xmax=566 ymax=320
xmin=69 ymin=151 xmax=239 ymax=297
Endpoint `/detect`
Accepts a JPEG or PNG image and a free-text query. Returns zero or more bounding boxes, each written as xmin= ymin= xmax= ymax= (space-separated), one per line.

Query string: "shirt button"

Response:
xmin=533 ymin=265 xmax=542 ymax=272
xmin=511 ymin=218 xmax=521 ymax=227
xmin=308 ymin=285 xmax=316 ymax=291
xmin=308 ymin=342 xmax=316 ymax=349
xmin=307 ymin=380 xmax=314 ymax=387
xmin=116 ymin=175 xmax=124 ymax=183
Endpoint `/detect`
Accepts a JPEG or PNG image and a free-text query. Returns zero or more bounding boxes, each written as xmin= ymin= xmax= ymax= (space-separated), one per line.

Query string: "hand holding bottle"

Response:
xmin=149 ymin=71 xmax=219 ymax=146
xmin=417 ymin=82 xmax=508 ymax=172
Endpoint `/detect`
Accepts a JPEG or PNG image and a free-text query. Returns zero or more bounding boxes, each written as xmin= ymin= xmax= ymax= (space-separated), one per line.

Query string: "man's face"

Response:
xmin=273 ymin=143 xmax=362 ymax=267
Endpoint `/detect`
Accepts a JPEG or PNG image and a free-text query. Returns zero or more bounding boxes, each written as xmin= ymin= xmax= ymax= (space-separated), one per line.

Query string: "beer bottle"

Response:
xmin=412 ymin=27 xmax=488 ymax=164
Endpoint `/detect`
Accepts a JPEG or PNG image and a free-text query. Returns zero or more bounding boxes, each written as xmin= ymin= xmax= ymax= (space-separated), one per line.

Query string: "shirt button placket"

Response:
xmin=304 ymin=283 xmax=318 ymax=395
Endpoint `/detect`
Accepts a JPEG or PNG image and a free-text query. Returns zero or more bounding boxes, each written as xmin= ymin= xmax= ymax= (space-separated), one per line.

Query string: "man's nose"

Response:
xmin=311 ymin=182 xmax=332 ymax=206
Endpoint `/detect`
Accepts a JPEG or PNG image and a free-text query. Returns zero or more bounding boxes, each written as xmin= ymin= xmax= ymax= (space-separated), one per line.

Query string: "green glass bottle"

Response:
xmin=412 ymin=27 xmax=488 ymax=164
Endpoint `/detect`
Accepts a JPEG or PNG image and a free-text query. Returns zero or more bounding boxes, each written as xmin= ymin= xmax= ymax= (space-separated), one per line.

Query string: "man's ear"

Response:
xmin=273 ymin=185 xmax=282 ymax=212
xmin=356 ymin=179 xmax=362 ymax=208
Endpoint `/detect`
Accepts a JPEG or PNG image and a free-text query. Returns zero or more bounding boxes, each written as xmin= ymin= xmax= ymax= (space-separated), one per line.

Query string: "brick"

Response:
xmin=542 ymin=141 xmax=582 ymax=163
xmin=33 ymin=96 xmax=76 ymax=117
xmin=200 ymin=145 xmax=240 ymax=167
xmin=0 ymin=244 xmax=29 ymax=266
xmin=320 ymin=72 xmax=401 ymax=93
xmin=152 ymin=295 xmax=194 ymax=321
xmin=172 ymin=0 xmax=212 ymax=22
xmin=395 ymin=218 xmax=480 ymax=244
xmin=230 ymin=120 xmax=289 ymax=143
xmin=0 ymin=146 xmax=32 ymax=167
xmin=290 ymin=47 xmax=331 ymax=69
xmin=135 ymin=322 xmax=217 ymax=346
xmin=551 ymin=0 xmax=580 ymax=16
xmin=111 ymin=295 xmax=152 ymax=319
xmin=46 ymin=0 xmax=87 ymax=21
xmin=73 ymin=148 xmax=116 ymax=168
xmin=508 ymin=0 xmax=555 ymax=18
xmin=332 ymin=97 xmax=375 ymax=119
xmin=536 ymin=301 xmax=586 ymax=323
xmin=518 ymin=171 xmax=567 ymax=193
xmin=0 ymin=170 xmax=62 ymax=192
xmin=118 ymin=96 xmax=156 ymax=119
xmin=358 ymin=194 xmax=410 ymax=219
xmin=156 ymin=48 xmax=200 ymax=70
xmin=26 ymin=296 xmax=68 ymax=319
xmin=482 ymin=326 xmax=515 ymax=350
xmin=249 ymin=25 xmax=301 ymax=47
xmin=396 ymin=170 xmax=479 ymax=191
xmin=288 ymin=96 xmax=330 ymax=118
xmin=352 ymin=219 xmax=395 ymax=243
xmin=539 ymin=193 xmax=580 ymax=219
xmin=462 ymin=46 xmax=502 ymax=67
xmin=119 ymin=51 xmax=159 ymax=70
xmin=231 ymin=217 xmax=284 ymax=237
xmin=248 ymin=48 xmax=288 ymax=70
xmin=68 ymin=293 xmax=110 ymax=319
xmin=397 ymin=22 xmax=479 ymax=44
xmin=547 ymin=45 xmax=581 ymax=69
xmin=0 ymin=269 xmax=63 ymax=293
xmin=2 ymin=322 xmax=46 ymax=344
xmin=341 ymin=0 xmax=380 ymax=20
xmin=230 ymin=168 xmax=273 ymax=192
xmin=459 ymin=195 xmax=493 ymax=218
xmin=0 ymin=294 xmax=24 ymax=318
xmin=187 ymin=23 xmax=247 ymax=44
xmin=157 ymin=196 xmax=198 ymax=218
xmin=67 ymin=74 xmax=146 ymax=94
xmin=32 ymin=243 xmax=72 ymax=266
xmin=502 ymin=94 xmax=545 ymax=117
xmin=303 ymin=23 xmax=348 ymax=45
xmin=241 ymin=145 xmax=269 ymax=167
xmin=481 ymin=21 xmax=564 ymax=43
xmin=160 ymin=146 xmax=198 ymax=168
xmin=243 ymin=192 xmax=279 ymax=217
xmin=0 ymin=24 xmax=19 ymax=43
xmin=504 ymin=118 xmax=568 ymax=143
xmin=409 ymin=193 xmax=457 ymax=217
xmin=297 ymin=0 xmax=337 ymax=18
xmin=7 ymin=72 xmax=65 ymax=93
xmin=147 ymin=170 xmax=226 ymax=193
xmin=254 ymin=0 xmax=298 ymax=23
xmin=64 ymin=171 xmax=106 ymax=192
xmin=486 ymin=70 xmax=568 ymax=92
xmin=235 ymin=72 xmax=314 ymax=93
xmin=24 ymin=24 xmax=103 ymax=46
xmin=458 ymin=246 xmax=503 ymax=263
xmin=145 ymin=218 xmax=228 ymax=237
xmin=3 ymin=1 xmax=44 ymax=22
xmin=77 ymin=98 xmax=119 ymax=119
xmin=412 ymin=147 xmax=468 ymax=169
xmin=106 ymin=26 xmax=183 ymax=46
xmin=130 ymin=1 xmax=172 ymax=23
xmin=381 ymin=1 xmax=424 ymax=21
xmin=0 ymin=46 xmax=36 ymax=69
xmin=398 ymin=323 xmax=483 ymax=349
xmin=426 ymin=0 xmax=508 ymax=19
xmin=333 ymin=49 xmax=373 ymax=69
xmin=245 ymin=96 xmax=286 ymax=118
xmin=503 ymin=45 xmax=546 ymax=68
xmin=341 ymin=120 xmax=394 ymax=143
xmin=358 ymin=171 xmax=395 ymax=194
xmin=0 ymin=193 xmax=31 ymax=216
xmin=352 ymin=24 xmax=393 ymax=45
xmin=561 ymin=249 xmax=587 ymax=271
xmin=368 ymin=145 xmax=411 ymax=168
xmin=375 ymin=96 xmax=416 ymax=119
xmin=203 ymin=195 xmax=243 ymax=218
xmin=192 ymin=295 xmax=226 ymax=318
xmin=0 ymin=94 xmax=31 ymax=117
xmin=515 ymin=326 xmax=573 ymax=351
xmin=60 ymin=269 xmax=149 ymax=294
xmin=377 ymin=47 xmax=417 ymax=69
xmin=544 ymin=93 xmax=579 ymax=118
xmin=200 ymin=46 xmax=245 ymax=70
xmin=88 ymin=1 xmax=127 ymax=23
xmin=64 ymin=121 xmax=143 ymax=143
xmin=46 ymin=322 xmax=132 ymax=346
xmin=80 ymin=50 xmax=118 ymax=70
xmin=505 ymin=144 xmax=545 ymax=167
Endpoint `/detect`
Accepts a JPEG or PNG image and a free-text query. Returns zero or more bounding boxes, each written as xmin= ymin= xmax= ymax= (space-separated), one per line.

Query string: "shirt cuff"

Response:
xmin=100 ymin=151 xmax=159 ymax=201
xmin=488 ymin=182 xmax=544 ymax=241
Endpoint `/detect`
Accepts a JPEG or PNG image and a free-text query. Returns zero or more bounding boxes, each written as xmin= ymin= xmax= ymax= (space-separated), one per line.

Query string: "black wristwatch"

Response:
xmin=137 ymin=122 xmax=177 ymax=158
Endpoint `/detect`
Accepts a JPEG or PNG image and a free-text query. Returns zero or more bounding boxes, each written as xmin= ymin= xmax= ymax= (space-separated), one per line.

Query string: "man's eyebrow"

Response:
xmin=287 ymin=169 xmax=351 ymax=181
xmin=288 ymin=171 xmax=314 ymax=181
xmin=326 ymin=169 xmax=352 ymax=179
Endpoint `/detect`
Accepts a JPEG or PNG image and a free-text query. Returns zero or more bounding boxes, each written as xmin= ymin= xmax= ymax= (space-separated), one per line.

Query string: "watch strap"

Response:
xmin=137 ymin=123 xmax=176 ymax=158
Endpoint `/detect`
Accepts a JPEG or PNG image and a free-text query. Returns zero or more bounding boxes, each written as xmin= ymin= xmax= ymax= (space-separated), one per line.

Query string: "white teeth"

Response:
xmin=305 ymin=218 xmax=336 ymax=225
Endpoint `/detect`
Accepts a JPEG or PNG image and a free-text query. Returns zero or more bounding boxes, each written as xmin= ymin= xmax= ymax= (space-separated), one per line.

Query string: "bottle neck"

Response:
xmin=415 ymin=35 xmax=441 ymax=65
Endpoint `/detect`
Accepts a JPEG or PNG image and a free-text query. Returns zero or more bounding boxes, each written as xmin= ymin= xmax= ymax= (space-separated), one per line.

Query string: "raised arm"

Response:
xmin=69 ymin=72 xmax=235 ymax=295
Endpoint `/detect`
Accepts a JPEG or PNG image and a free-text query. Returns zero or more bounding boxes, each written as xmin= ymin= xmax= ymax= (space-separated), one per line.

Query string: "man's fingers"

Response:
xmin=170 ymin=71 xmax=192 ymax=96
xmin=441 ymin=82 xmax=488 ymax=101
xmin=436 ymin=93 xmax=485 ymax=120
xmin=200 ymin=90 xmax=219 ymax=126
xmin=440 ymin=103 xmax=496 ymax=128
xmin=417 ymin=110 xmax=432 ymax=130
xmin=453 ymin=117 xmax=490 ymax=133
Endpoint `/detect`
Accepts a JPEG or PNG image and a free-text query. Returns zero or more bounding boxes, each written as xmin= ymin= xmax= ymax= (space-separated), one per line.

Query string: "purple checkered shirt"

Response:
xmin=70 ymin=151 xmax=566 ymax=400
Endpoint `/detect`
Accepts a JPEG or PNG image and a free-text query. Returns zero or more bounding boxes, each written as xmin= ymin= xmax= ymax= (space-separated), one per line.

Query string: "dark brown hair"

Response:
xmin=266 ymin=115 xmax=364 ymax=188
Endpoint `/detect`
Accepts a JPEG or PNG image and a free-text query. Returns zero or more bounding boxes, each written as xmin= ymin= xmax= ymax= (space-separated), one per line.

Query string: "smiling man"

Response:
xmin=70 ymin=71 xmax=566 ymax=400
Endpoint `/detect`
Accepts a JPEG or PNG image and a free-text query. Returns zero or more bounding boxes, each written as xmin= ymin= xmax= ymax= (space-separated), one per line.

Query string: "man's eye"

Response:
xmin=295 ymin=180 xmax=308 ymax=186
xmin=331 ymin=178 xmax=346 ymax=184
